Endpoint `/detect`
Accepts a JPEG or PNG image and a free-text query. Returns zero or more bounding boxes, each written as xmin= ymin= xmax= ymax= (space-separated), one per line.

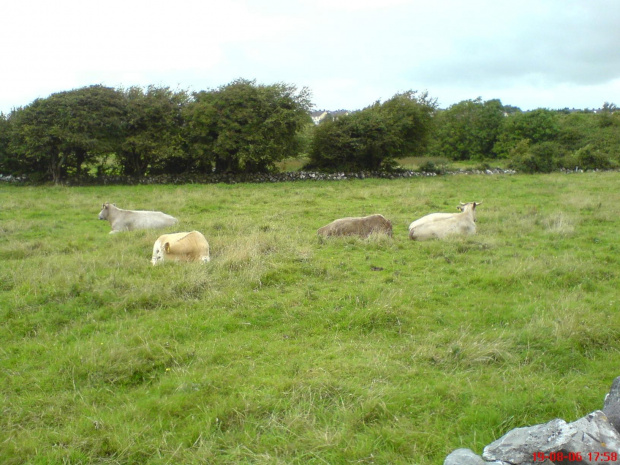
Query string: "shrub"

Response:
xmin=417 ymin=160 xmax=447 ymax=174
xmin=306 ymin=91 xmax=436 ymax=172
xmin=573 ymin=145 xmax=614 ymax=170
xmin=508 ymin=141 xmax=561 ymax=173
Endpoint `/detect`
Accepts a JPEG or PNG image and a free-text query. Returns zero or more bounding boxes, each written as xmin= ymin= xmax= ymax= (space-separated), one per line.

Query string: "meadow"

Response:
xmin=0 ymin=172 xmax=619 ymax=464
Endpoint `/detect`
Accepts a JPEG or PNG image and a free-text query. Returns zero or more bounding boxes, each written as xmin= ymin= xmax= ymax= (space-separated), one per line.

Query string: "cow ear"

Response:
xmin=164 ymin=242 xmax=170 ymax=253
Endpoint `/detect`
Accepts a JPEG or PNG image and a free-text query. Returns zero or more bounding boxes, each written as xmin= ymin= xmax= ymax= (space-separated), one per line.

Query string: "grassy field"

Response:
xmin=1 ymin=172 xmax=619 ymax=464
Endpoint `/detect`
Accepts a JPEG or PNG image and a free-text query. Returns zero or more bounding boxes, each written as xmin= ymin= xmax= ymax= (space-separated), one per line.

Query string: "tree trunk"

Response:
xmin=48 ymin=150 xmax=66 ymax=184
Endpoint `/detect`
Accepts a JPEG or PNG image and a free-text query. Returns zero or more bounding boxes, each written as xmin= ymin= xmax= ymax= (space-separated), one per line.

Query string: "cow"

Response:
xmin=98 ymin=202 xmax=178 ymax=234
xmin=409 ymin=202 xmax=481 ymax=241
xmin=317 ymin=214 xmax=393 ymax=238
xmin=408 ymin=202 xmax=477 ymax=232
xmin=151 ymin=231 xmax=210 ymax=265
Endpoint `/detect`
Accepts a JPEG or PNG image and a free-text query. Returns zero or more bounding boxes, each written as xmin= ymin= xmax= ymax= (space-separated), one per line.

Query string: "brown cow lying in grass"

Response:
xmin=98 ymin=202 xmax=178 ymax=234
xmin=317 ymin=214 xmax=393 ymax=238
xmin=151 ymin=231 xmax=211 ymax=265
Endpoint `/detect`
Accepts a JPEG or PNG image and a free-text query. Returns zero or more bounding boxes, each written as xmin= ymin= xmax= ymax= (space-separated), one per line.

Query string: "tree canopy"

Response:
xmin=184 ymin=79 xmax=312 ymax=174
xmin=117 ymin=86 xmax=189 ymax=177
xmin=306 ymin=91 xmax=436 ymax=171
xmin=0 ymin=81 xmax=617 ymax=182
xmin=430 ymin=98 xmax=505 ymax=161
xmin=6 ymin=85 xmax=126 ymax=182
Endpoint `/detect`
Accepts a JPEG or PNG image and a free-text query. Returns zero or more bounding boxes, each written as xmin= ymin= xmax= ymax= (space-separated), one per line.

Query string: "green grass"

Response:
xmin=1 ymin=173 xmax=619 ymax=464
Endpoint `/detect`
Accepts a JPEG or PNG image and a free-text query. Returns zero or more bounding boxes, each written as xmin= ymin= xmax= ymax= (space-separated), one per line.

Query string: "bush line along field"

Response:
xmin=1 ymin=172 xmax=619 ymax=464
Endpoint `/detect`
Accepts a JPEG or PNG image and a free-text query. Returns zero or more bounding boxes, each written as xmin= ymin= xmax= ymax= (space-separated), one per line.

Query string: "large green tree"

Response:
xmin=430 ymin=98 xmax=505 ymax=160
xmin=307 ymin=91 xmax=436 ymax=171
xmin=54 ymin=85 xmax=125 ymax=176
xmin=494 ymin=108 xmax=560 ymax=158
xmin=184 ymin=79 xmax=312 ymax=174
xmin=8 ymin=97 xmax=66 ymax=182
xmin=6 ymin=85 xmax=125 ymax=182
xmin=307 ymin=109 xmax=389 ymax=171
xmin=117 ymin=86 xmax=190 ymax=176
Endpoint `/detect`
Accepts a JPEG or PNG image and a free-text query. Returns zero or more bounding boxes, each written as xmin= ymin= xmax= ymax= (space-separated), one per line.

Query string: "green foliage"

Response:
xmin=430 ymin=98 xmax=505 ymax=161
xmin=184 ymin=79 xmax=313 ymax=174
xmin=1 ymin=173 xmax=619 ymax=464
xmin=117 ymin=86 xmax=190 ymax=176
xmin=375 ymin=91 xmax=437 ymax=159
xmin=556 ymin=112 xmax=596 ymax=152
xmin=6 ymin=86 xmax=126 ymax=182
xmin=427 ymin=102 xmax=618 ymax=171
xmin=1 ymin=80 xmax=312 ymax=181
xmin=307 ymin=108 xmax=390 ymax=171
xmin=417 ymin=160 xmax=447 ymax=174
xmin=307 ymin=91 xmax=436 ymax=171
xmin=494 ymin=109 xmax=560 ymax=159
xmin=554 ymin=110 xmax=620 ymax=170
xmin=508 ymin=140 xmax=562 ymax=173
xmin=2 ymin=82 xmax=618 ymax=181
xmin=7 ymin=96 xmax=66 ymax=183
xmin=0 ymin=113 xmax=12 ymax=173
xmin=567 ymin=144 xmax=616 ymax=170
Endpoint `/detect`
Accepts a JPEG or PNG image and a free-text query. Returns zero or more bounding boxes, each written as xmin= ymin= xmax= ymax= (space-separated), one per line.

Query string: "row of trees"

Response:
xmin=0 ymin=81 xmax=618 ymax=183
xmin=0 ymin=80 xmax=313 ymax=183
xmin=429 ymin=98 xmax=619 ymax=172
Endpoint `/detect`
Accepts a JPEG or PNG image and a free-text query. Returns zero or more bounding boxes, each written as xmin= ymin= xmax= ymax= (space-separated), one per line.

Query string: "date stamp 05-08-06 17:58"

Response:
xmin=533 ymin=451 xmax=619 ymax=462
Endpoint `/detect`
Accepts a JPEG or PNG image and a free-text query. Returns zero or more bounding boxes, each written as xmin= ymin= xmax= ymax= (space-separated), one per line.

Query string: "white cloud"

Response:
xmin=1 ymin=0 xmax=620 ymax=113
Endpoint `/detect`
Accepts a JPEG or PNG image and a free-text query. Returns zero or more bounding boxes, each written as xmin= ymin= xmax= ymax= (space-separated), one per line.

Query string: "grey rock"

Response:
xmin=563 ymin=411 xmax=620 ymax=464
xmin=443 ymin=448 xmax=486 ymax=465
xmin=483 ymin=411 xmax=620 ymax=465
xmin=604 ymin=376 xmax=620 ymax=433
xmin=482 ymin=418 xmax=571 ymax=463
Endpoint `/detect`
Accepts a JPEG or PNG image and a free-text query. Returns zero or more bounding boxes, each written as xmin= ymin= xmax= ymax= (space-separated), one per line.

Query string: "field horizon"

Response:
xmin=1 ymin=172 xmax=619 ymax=464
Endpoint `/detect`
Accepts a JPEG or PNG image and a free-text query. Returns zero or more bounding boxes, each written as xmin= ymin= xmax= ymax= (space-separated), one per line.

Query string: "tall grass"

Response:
xmin=1 ymin=173 xmax=619 ymax=464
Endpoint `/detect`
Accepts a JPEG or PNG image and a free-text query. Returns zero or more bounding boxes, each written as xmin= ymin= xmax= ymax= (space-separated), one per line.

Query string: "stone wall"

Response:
xmin=2 ymin=167 xmax=614 ymax=186
xmin=2 ymin=168 xmax=517 ymax=185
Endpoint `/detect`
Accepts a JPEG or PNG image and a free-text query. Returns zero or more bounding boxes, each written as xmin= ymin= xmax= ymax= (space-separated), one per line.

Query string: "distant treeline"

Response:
xmin=0 ymin=80 xmax=618 ymax=183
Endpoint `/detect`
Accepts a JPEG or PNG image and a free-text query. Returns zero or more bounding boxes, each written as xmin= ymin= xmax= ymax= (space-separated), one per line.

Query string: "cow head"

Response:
xmin=151 ymin=240 xmax=171 ymax=266
xmin=98 ymin=202 xmax=117 ymax=220
xmin=98 ymin=203 xmax=109 ymax=220
xmin=151 ymin=240 xmax=164 ymax=265
xmin=459 ymin=201 xmax=482 ymax=221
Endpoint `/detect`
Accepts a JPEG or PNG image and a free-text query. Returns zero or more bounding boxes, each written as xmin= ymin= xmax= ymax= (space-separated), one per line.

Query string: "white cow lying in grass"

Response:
xmin=408 ymin=202 xmax=477 ymax=232
xmin=409 ymin=202 xmax=481 ymax=241
xmin=318 ymin=214 xmax=393 ymax=238
xmin=98 ymin=202 xmax=178 ymax=234
xmin=151 ymin=231 xmax=210 ymax=265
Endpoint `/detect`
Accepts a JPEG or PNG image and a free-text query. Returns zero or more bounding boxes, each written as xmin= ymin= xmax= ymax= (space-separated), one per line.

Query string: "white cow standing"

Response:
xmin=409 ymin=202 xmax=481 ymax=241
xmin=98 ymin=202 xmax=178 ymax=234
xmin=151 ymin=231 xmax=211 ymax=265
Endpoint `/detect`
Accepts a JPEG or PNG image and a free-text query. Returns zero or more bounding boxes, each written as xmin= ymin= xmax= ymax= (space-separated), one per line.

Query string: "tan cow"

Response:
xmin=317 ymin=214 xmax=393 ymax=238
xmin=98 ymin=202 xmax=178 ymax=234
xmin=151 ymin=231 xmax=210 ymax=265
xmin=409 ymin=202 xmax=481 ymax=241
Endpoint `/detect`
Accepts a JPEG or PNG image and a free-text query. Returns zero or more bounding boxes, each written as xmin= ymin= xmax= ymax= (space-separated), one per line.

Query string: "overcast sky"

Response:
xmin=2 ymin=0 xmax=619 ymax=114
